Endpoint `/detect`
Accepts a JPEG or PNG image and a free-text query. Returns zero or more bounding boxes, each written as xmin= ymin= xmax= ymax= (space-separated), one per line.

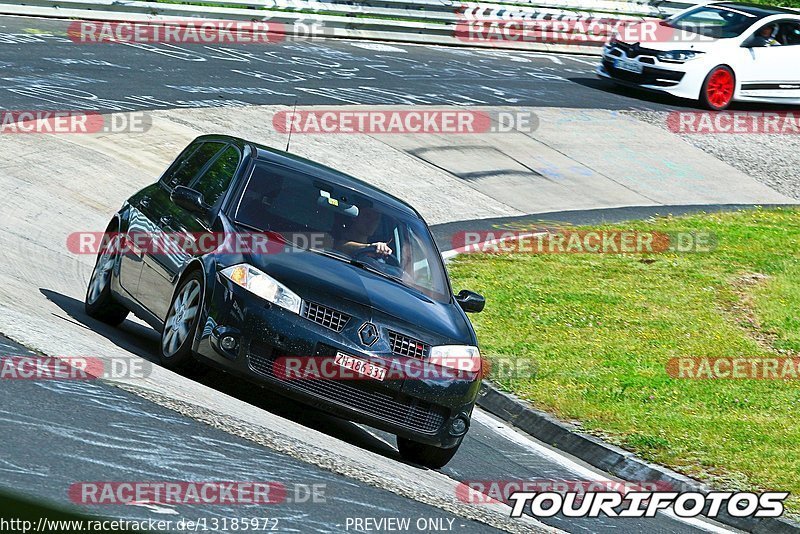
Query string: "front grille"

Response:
xmin=388 ymin=331 xmax=429 ymax=360
xmin=302 ymin=301 xmax=350 ymax=332
xmin=613 ymin=41 xmax=661 ymax=59
xmin=602 ymin=58 xmax=684 ymax=87
xmin=248 ymin=352 xmax=446 ymax=434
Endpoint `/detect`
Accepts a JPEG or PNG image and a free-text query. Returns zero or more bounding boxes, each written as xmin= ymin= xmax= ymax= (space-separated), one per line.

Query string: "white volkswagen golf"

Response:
xmin=597 ymin=2 xmax=800 ymax=109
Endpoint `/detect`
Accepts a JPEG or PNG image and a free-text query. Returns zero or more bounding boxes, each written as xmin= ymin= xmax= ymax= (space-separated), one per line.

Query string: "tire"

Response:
xmin=397 ymin=437 xmax=462 ymax=469
xmin=85 ymin=232 xmax=128 ymax=326
xmin=160 ymin=270 xmax=204 ymax=372
xmin=700 ymin=65 xmax=735 ymax=111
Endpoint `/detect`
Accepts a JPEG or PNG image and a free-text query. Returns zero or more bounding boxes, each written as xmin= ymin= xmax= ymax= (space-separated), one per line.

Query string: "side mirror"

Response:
xmin=456 ymin=289 xmax=485 ymax=313
xmin=171 ymin=186 xmax=206 ymax=214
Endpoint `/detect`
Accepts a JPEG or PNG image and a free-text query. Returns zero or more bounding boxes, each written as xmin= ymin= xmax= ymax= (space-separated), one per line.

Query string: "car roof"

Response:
xmin=194 ymin=134 xmax=422 ymax=219
xmin=709 ymin=2 xmax=800 ymax=17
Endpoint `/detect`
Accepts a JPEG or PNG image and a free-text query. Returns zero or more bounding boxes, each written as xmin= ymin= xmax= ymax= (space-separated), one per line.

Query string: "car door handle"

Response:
xmin=159 ymin=216 xmax=175 ymax=227
xmin=139 ymin=197 xmax=151 ymax=209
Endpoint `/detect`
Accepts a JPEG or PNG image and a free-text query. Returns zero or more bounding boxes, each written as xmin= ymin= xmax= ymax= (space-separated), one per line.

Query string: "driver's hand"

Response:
xmin=372 ymin=242 xmax=392 ymax=256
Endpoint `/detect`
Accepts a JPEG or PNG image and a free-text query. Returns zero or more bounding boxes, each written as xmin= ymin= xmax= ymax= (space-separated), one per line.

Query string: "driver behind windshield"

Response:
xmin=753 ymin=24 xmax=781 ymax=46
xmin=334 ymin=206 xmax=393 ymax=257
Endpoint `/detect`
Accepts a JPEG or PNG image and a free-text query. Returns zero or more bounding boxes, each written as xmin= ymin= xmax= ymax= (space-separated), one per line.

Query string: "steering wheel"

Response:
xmin=353 ymin=245 xmax=401 ymax=268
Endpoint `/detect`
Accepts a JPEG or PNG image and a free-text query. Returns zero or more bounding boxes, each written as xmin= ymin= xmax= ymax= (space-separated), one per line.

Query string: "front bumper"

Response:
xmin=598 ymin=59 xmax=685 ymax=88
xmin=596 ymin=45 xmax=705 ymax=101
xmin=195 ymin=274 xmax=480 ymax=449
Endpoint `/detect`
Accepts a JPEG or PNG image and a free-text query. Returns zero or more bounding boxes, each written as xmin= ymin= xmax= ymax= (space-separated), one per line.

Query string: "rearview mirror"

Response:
xmin=317 ymin=191 xmax=359 ymax=217
xmin=171 ymin=186 xmax=206 ymax=214
xmin=456 ymin=290 xmax=485 ymax=313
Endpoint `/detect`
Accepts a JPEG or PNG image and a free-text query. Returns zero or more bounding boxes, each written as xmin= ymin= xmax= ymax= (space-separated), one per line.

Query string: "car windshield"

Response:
xmin=234 ymin=161 xmax=450 ymax=302
xmin=666 ymin=6 xmax=758 ymax=38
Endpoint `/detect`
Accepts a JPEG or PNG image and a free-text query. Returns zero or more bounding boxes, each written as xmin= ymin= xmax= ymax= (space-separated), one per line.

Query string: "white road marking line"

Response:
xmin=358 ymin=425 xmax=397 ymax=449
xmin=560 ymin=55 xmax=600 ymax=66
xmin=125 ymin=502 xmax=180 ymax=515
xmin=349 ymin=42 xmax=408 ymax=53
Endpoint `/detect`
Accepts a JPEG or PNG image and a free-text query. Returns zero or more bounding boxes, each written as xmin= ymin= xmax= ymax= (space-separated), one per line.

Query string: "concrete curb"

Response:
xmin=476 ymin=381 xmax=800 ymax=533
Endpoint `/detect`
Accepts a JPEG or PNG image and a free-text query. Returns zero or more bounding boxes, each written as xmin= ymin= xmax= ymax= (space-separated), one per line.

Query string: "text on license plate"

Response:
xmin=335 ymin=352 xmax=387 ymax=381
xmin=614 ymin=58 xmax=643 ymax=74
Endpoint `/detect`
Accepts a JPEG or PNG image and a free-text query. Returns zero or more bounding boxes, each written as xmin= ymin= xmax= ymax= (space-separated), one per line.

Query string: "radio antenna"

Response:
xmin=285 ymin=98 xmax=298 ymax=153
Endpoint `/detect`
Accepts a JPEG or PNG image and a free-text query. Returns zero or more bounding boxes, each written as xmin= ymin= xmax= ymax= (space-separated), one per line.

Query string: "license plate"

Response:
xmin=335 ymin=352 xmax=387 ymax=381
xmin=614 ymin=57 xmax=643 ymax=74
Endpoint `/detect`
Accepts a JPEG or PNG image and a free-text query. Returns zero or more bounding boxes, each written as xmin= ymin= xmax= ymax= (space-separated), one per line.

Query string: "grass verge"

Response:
xmin=449 ymin=207 xmax=800 ymax=515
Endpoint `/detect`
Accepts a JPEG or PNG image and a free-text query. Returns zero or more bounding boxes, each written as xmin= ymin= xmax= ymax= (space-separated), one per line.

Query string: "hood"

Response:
xmin=615 ymin=21 xmax=727 ymax=53
xmin=245 ymin=249 xmax=474 ymax=344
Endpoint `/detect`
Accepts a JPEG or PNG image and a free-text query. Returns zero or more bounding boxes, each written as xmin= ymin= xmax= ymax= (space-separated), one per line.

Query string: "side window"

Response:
xmin=190 ymin=145 xmax=241 ymax=208
xmin=162 ymin=141 xmax=226 ymax=189
xmin=748 ymin=22 xmax=786 ymax=47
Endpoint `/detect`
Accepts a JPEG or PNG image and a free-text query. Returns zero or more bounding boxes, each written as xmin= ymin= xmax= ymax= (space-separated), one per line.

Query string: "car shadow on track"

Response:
xmin=575 ymin=77 xmax=800 ymax=111
xmin=571 ymin=77 xmax=694 ymax=109
xmin=40 ymin=288 xmax=161 ymax=363
xmin=39 ymin=288 xmax=403 ymax=462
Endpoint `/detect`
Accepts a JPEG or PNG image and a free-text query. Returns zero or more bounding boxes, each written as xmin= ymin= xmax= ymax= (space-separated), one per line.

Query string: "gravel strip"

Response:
xmin=625 ymin=110 xmax=800 ymax=201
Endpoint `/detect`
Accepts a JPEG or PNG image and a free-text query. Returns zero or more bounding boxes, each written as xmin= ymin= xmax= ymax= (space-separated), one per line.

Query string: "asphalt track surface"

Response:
xmin=0 ymin=16 xmax=698 ymax=113
xmin=0 ymin=13 xmax=743 ymax=534
xmin=0 ymin=329 xmax=727 ymax=534
xmin=0 ymin=339 xmax=497 ymax=533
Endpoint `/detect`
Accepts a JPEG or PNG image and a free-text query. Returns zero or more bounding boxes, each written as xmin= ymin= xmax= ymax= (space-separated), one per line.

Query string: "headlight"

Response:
xmin=221 ymin=264 xmax=302 ymax=314
xmin=429 ymin=345 xmax=481 ymax=374
xmin=657 ymin=50 xmax=703 ymax=63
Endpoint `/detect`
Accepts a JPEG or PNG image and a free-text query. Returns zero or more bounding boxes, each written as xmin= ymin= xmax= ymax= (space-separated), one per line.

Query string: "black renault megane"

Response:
xmin=85 ymin=135 xmax=486 ymax=468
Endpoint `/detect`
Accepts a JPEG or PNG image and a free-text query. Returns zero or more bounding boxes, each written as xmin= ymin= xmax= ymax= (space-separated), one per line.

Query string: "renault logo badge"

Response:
xmin=358 ymin=322 xmax=379 ymax=347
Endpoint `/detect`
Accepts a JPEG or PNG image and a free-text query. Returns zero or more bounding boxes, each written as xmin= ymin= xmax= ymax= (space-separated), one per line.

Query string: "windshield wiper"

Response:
xmin=310 ymin=248 xmax=404 ymax=284
xmin=349 ymin=258 xmax=404 ymax=284
xmin=234 ymin=222 xmax=291 ymax=247
xmin=309 ymin=248 xmax=351 ymax=262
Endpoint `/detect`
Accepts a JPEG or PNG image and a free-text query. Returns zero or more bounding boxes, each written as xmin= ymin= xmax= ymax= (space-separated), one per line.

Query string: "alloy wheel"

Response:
xmin=706 ymin=68 xmax=734 ymax=109
xmin=162 ymin=279 xmax=201 ymax=358
xmin=86 ymin=235 xmax=119 ymax=305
